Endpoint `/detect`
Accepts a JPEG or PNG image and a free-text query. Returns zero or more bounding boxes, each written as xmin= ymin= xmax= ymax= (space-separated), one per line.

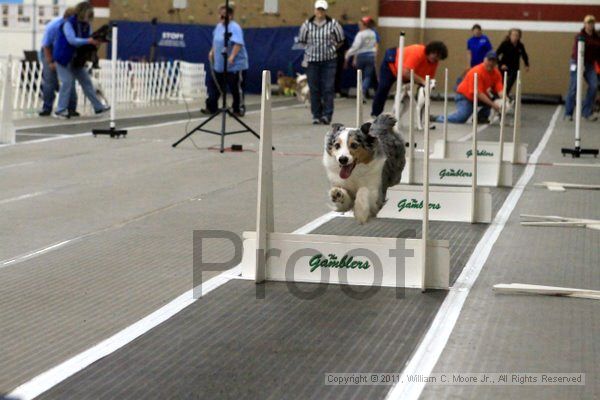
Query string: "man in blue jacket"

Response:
xmin=38 ymin=8 xmax=77 ymax=116
xmin=53 ymin=1 xmax=108 ymax=119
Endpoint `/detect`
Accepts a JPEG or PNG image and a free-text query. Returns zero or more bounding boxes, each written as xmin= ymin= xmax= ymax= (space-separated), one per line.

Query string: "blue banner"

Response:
xmin=111 ymin=20 xmax=358 ymax=94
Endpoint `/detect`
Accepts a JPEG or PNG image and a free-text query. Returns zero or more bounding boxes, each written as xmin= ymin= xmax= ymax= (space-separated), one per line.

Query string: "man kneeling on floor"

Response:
xmin=434 ymin=51 xmax=503 ymax=124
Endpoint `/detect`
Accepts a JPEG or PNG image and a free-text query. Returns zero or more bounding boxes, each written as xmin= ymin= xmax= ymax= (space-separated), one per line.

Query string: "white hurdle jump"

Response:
xmin=408 ymin=71 xmax=513 ymax=187
xmin=432 ymin=68 xmax=528 ymax=163
xmin=240 ymin=71 xmax=450 ymax=290
xmin=382 ymin=73 xmax=493 ymax=223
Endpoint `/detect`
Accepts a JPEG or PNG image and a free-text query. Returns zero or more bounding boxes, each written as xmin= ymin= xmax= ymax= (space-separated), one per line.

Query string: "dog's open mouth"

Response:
xmin=339 ymin=162 xmax=356 ymax=179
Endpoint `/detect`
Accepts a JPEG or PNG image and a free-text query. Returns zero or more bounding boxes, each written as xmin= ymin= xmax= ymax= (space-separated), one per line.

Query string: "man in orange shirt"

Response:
xmin=371 ymin=41 xmax=448 ymax=117
xmin=435 ymin=51 xmax=503 ymax=124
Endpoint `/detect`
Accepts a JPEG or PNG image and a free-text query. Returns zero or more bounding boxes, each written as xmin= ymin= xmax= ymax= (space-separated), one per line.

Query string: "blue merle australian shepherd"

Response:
xmin=323 ymin=114 xmax=406 ymax=224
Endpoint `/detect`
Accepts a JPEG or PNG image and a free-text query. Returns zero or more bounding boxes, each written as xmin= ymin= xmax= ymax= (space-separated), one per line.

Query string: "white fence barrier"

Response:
xmin=0 ymin=58 xmax=206 ymax=114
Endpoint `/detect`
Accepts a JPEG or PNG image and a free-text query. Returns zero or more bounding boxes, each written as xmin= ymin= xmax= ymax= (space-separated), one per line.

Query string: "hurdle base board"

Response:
xmin=380 ymin=184 xmax=492 ymax=223
xmin=240 ymin=232 xmax=450 ymax=289
xmin=432 ymin=139 xmax=528 ymax=163
xmin=410 ymin=155 xmax=513 ymax=187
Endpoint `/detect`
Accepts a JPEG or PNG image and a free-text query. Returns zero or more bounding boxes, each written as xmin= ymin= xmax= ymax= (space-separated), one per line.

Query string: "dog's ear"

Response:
xmin=360 ymin=122 xmax=372 ymax=136
xmin=330 ymin=123 xmax=344 ymax=133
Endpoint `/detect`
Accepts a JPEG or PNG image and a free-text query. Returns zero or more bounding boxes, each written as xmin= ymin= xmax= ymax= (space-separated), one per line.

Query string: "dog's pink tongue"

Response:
xmin=339 ymin=164 xmax=354 ymax=179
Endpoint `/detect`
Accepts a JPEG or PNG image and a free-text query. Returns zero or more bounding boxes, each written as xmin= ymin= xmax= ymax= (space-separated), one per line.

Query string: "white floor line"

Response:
xmin=0 ymin=132 xmax=92 ymax=148
xmin=456 ymin=123 xmax=490 ymax=142
xmin=6 ymin=264 xmax=241 ymax=400
xmin=0 ymin=161 xmax=36 ymax=170
xmin=385 ymin=105 xmax=562 ymax=400
xmin=0 ymin=190 xmax=54 ymax=205
xmin=5 ymin=209 xmax=335 ymax=399
xmin=0 ymin=239 xmax=75 ymax=270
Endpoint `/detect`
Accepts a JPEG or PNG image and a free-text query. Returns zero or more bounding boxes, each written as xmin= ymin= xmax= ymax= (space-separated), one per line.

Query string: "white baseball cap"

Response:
xmin=314 ymin=0 xmax=328 ymax=10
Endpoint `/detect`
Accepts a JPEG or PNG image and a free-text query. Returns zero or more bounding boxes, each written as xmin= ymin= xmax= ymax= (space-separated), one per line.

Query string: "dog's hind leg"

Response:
xmin=329 ymin=187 xmax=354 ymax=212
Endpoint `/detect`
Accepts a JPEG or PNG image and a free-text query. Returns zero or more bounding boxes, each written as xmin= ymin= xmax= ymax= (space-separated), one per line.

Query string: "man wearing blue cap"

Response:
xmin=434 ymin=51 xmax=503 ymax=124
xmin=38 ymin=8 xmax=78 ymax=117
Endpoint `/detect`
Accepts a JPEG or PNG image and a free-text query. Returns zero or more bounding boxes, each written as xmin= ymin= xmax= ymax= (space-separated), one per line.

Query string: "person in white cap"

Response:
xmin=298 ymin=0 xmax=345 ymax=124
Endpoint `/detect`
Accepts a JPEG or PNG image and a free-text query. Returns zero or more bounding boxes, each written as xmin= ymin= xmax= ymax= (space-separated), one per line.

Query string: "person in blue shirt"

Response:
xmin=201 ymin=4 xmax=249 ymax=117
xmin=467 ymin=24 xmax=493 ymax=69
xmin=52 ymin=1 xmax=108 ymax=119
xmin=38 ymin=8 xmax=77 ymax=117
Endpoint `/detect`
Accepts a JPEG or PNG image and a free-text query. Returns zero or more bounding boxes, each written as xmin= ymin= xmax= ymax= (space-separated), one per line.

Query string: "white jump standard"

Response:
xmin=382 ymin=74 xmax=494 ymax=223
xmin=240 ymin=71 xmax=450 ymax=290
xmin=92 ymin=24 xmax=127 ymax=138
xmin=561 ymin=36 xmax=598 ymax=158
xmin=407 ymin=73 xmax=514 ymax=187
xmin=431 ymin=70 xmax=528 ymax=164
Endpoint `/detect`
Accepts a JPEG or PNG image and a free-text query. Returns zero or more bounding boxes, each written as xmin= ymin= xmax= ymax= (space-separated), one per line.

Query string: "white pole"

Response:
xmin=421 ymin=75 xmax=431 ymax=291
xmin=0 ymin=56 xmax=16 ymax=145
xmin=255 ymin=70 xmax=274 ymax=283
xmin=471 ymin=73 xmax=478 ymax=223
xmin=575 ymin=38 xmax=584 ymax=150
xmin=356 ymin=69 xmax=363 ymax=127
xmin=497 ymin=71 xmax=507 ymax=185
xmin=407 ymin=69 xmax=415 ymax=184
xmin=32 ymin=0 xmax=38 ymax=50
xmin=419 ymin=0 xmax=427 ymax=43
xmin=442 ymin=67 xmax=448 ymax=158
xmin=511 ymin=70 xmax=521 ymax=163
xmin=110 ymin=25 xmax=117 ymax=129
xmin=394 ymin=32 xmax=405 ymax=130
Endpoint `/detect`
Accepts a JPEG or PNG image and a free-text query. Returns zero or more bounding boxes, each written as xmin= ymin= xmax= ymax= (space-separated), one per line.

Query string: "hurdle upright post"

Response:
xmin=356 ymin=69 xmax=363 ymax=127
xmin=0 ymin=55 xmax=16 ymax=145
xmin=254 ymin=70 xmax=274 ymax=283
xmin=497 ymin=71 xmax=508 ymax=185
xmin=394 ymin=32 xmax=405 ymax=131
xmin=442 ymin=67 xmax=449 ymax=158
xmin=470 ymin=73 xmax=478 ymax=223
xmin=407 ymin=69 xmax=415 ymax=184
xmin=511 ymin=70 xmax=521 ymax=163
xmin=560 ymin=37 xmax=598 ymax=157
xmin=92 ymin=24 xmax=127 ymax=138
xmin=421 ymin=75 xmax=431 ymax=291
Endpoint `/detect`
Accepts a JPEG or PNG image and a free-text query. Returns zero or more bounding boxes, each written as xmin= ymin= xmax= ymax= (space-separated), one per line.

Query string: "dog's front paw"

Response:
xmin=329 ymin=187 xmax=353 ymax=212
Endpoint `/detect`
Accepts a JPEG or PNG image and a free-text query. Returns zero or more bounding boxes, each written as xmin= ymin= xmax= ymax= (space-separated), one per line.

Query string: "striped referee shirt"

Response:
xmin=298 ymin=16 xmax=345 ymax=62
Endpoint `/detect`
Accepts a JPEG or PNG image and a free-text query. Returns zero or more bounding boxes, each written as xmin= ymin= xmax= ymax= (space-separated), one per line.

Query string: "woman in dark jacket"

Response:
xmin=496 ymin=28 xmax=530 ymax=95
xmin=53 ymin=2 xmax=108 ymax=118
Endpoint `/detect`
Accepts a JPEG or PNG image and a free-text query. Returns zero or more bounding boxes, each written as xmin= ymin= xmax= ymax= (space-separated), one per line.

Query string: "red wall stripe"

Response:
xmin=380 ymin=0 xmax=600 ymax=22
xmin=90 ymin=0 xmax=110 ymax=8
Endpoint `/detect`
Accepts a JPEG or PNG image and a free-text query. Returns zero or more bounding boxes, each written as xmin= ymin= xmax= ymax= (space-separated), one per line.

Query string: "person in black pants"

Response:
xmin=202 ymin=4 xmax=249 ymax=117
xmin=496 ymin=28 xmax=529 ymax=95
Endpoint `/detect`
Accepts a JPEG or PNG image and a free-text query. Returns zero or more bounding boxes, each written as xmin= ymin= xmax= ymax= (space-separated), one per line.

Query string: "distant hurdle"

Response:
xmin=240 ymin=71 xmax=450 ymax=290
xmin=432 ymin=68 xmax=528 ymax=164
xmin=380 ymin=73 xmax=494 ymax=223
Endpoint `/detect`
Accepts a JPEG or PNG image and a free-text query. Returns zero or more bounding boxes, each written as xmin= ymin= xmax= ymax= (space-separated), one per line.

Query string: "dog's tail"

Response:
xmin=369 ymin=113 xmax=396 ymax=137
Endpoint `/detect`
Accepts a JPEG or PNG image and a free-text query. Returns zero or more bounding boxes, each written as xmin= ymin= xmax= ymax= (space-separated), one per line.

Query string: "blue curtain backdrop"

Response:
xmin=110 ymin=20 xmax=358 ymax=94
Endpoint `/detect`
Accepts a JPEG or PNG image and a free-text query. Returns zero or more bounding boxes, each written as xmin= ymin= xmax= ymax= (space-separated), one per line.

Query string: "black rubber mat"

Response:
xmin=37 ymin=279 xmax=446 ymax=400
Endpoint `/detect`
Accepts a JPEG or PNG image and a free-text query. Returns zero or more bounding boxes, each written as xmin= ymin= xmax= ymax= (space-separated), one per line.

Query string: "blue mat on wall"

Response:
xmin=110 ymin=20 xmax=358 ymax=94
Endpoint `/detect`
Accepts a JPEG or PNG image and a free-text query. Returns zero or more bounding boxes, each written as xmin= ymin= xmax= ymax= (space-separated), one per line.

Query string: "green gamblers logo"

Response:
xmin=439 ymin=168 xmax=473 ymax=179
xmin=466 ymin=149 xmax=494 ymax=158
xmin=309 ymin=253 xmax=370 ymax=272
xmin=397 ymin=198 xmax=441 ymax=212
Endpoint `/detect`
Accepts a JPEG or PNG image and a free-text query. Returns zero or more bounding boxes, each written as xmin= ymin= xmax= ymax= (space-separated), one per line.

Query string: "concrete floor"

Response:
xmin=0 ymin=95 xmax=598 ymax=399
